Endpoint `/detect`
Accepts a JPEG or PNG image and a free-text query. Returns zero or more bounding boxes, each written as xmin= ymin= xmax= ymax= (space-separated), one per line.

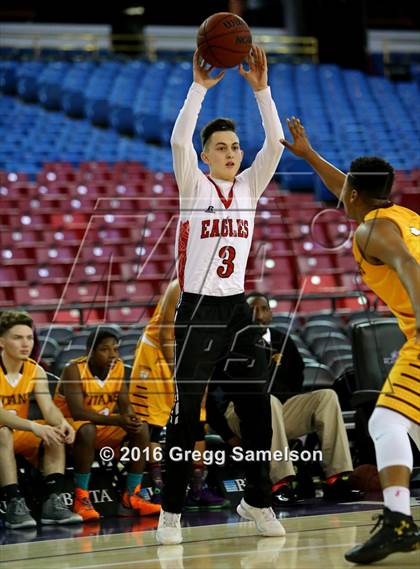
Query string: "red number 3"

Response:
xmin=217 ymin=246 xmax=236 ymax=278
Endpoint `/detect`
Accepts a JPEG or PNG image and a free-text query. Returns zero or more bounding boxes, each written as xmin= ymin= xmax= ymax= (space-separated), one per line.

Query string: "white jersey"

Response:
xmin=171 ymin=82 xmax=284 ymax=296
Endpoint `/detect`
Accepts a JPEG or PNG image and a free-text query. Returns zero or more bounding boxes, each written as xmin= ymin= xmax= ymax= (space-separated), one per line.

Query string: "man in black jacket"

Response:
xmin=207 ymin=292 xmax=355 ymax=505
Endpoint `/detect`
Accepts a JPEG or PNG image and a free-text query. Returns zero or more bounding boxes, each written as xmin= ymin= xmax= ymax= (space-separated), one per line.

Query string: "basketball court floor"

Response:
xmin=1 ymin=495 xmax=419 ymax=568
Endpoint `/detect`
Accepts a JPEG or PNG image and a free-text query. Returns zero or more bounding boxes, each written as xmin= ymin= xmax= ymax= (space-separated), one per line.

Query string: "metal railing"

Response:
xmin=0 ymin=31 xmax=319 ymax=62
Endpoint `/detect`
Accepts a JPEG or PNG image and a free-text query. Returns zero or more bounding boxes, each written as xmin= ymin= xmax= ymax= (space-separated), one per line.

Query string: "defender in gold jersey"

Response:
xmin=55 ymin=330 xmax=160 ymax=521
xmin=282 ymin=118 xmax=419 ymax=564
xmin=0 ymin=311 xmax=81 ymax=528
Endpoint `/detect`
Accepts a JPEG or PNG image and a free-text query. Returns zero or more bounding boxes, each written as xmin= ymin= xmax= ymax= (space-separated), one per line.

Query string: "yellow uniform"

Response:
xmin=129 ymin=302 xmax=206 ymax=426
xmin=54 ymin=356 xmax=126 ymax=448
xmin=0 ymin=356 xmax=44 ymax=464
xmin=353 ymin=204 xmax=420 ymax=424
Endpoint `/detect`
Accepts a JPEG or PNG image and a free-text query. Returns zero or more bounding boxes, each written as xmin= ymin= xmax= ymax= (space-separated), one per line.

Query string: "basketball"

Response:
xmin=349 ymin=464 xmax=381 ymax=492
xmin=197 ymin=12 xmax=252 ymax=68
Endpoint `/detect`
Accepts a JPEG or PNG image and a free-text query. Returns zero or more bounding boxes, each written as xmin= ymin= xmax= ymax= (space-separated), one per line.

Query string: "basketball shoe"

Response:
xmin=237 ymin=499 xmax=286 ymax=536
xmin=73 ymin=488 xmax=100 ymax=521
xmin=156 ymin=509 xmax=182 ymax=545
xmin=345 ymin=507 xmax=420 ymax=564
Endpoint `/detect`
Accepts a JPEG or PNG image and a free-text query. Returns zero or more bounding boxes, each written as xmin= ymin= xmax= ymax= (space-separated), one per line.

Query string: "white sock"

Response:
xmin=383 ymin=486 xmax=411 ymax=516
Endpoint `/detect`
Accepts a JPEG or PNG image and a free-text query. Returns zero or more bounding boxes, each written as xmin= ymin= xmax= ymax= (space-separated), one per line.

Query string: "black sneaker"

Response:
xmin=345 ymin=507 xmax=420 ymax=564
xmin=322 ymin=476 xmax=362 ymax=502
xmin=272 ymin=484 xmax=299 ymax=507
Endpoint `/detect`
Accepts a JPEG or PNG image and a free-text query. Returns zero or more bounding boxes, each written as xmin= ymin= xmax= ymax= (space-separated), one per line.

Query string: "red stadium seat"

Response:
xmin=112 ymin=281 xmax=157 ymax=301
xmin=24 ymin=264 xmax=69 ymax=283
xmin=64 ymin=283 xmax=110 ymax=303
xmin=298 ymin=274 xmax=341 ymax=293
xmin=106 ymin=306 xmax=149 ymax=324
xmin=0 ymin=287 xmax=14 ymax=306
xmin=35 ymin=246 xmax=78 ymax=264
xmin=0 ymin=266 xmax=23 ymax=284
xmin=1 ymin=247 xmax=37 ymax=264
xmin=14 ymin=284 xmax=60 ymax=305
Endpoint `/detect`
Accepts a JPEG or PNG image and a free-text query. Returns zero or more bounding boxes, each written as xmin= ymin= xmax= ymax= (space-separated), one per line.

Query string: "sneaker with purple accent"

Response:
xmin=151 ymin=485 xmax=162 ymax=505
xmin=184 ymin=486 xmax=231 ymax=511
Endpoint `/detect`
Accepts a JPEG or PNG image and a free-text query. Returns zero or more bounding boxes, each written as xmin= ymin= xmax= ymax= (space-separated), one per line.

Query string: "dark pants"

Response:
xmin=162 ymin=292 xmax=273 ymax=513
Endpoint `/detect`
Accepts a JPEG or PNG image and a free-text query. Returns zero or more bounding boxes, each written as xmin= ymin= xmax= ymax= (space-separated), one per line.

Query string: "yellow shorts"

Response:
xmin=129 ymin=339 xmax=206 ymax=427
xmin=70 ymin=421 xmax=127 ymax=448
xmin=376 ymin=337 xmax=420 ymax=424
xmin=0 ymin=420 xmax=45 ymax=466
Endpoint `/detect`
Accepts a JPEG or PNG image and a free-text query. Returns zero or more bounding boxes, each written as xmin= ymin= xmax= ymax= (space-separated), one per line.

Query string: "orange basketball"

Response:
xmin=197 ymin=12 xmax=252 ymax=68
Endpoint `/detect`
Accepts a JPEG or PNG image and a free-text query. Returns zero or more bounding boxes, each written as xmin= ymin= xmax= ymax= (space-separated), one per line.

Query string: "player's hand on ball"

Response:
xmin=193 ymin=49 xmax=225 ymax=89
xmin=239 ymin=45 xmax=268 ymax=92
xmin=280 ymin=117 xmax=313 ymax=158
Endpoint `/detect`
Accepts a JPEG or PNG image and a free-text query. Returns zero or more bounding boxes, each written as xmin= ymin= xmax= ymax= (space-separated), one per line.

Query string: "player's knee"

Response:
xmin=76 ymin=423 xmax=97 ymax=445
xmin=0 ymin=426 xmax=13 ymax=447
xmin=319 ymin=388 xmax=339 ymax=405
xmin=368 ymin=407 xmax=408 ymax=441
xmin=128 ymin=422 xmax=149 ymax=444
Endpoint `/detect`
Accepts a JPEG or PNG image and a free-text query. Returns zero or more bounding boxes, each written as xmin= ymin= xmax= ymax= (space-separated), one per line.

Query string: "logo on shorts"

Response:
xmin=205 ymin=205 xmax=215 ymax=213
xmin=409 ymin=227 xmax=420 ymax=236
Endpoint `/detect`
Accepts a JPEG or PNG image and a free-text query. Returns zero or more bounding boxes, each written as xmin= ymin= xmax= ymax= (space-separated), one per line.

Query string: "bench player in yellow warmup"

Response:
xmin=0 ymin=311 xmax=82 ymax=528
xmin=282 ymin=117 xmax=420 ymax=565
xmin=130 ymin=280 xmax=228 ymax=510
xmin=54 ymin=329 xmax=160 ymax=521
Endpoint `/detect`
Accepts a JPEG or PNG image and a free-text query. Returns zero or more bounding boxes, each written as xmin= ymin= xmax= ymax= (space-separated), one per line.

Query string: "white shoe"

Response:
xmin=156 ymin=509 xmax=182 ymax=545
xmin=237 ymin=499 xmax=286 ymax=537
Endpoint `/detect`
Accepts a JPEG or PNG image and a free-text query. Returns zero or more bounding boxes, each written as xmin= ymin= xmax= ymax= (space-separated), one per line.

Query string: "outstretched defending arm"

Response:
xmin=281 ymin=117 xmax=346 ymax=199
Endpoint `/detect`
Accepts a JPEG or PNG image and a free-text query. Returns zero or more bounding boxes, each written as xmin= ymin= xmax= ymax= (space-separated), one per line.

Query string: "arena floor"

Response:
xmin=2 ymin=494 xmax=419 ymax=568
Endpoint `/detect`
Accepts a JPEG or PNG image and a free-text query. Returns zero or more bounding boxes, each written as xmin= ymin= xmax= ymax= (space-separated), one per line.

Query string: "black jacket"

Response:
xmin=263 ymin=326 xmax=305 ymax=404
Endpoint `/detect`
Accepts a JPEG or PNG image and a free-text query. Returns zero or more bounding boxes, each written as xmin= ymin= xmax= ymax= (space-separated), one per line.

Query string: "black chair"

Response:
xmin=303 ymin=320 xmax=346 ymax=345
xmin=298 ymin=346 xmax=316 ymax=360
xmin=53 ymin=346 xmax=86 ymax=376
xmin=84 ymin=324 xmax=122 ymax=337
xmin=118 ymin=342 xmax=138 ymax=359
xmin=310 ymin=333 xmax=351 ymax=358
xmin=351 ymin=318 xmax=406 ymax=406
xmin=46 ymin=371 xmax=60 ymax=396
xmin=38 ymin=337 xmax=60 ymax=366
xmin=329 ymin=355 xmax=354 ymax=379
xmin=124 ymin=364 xmax=133 ymax=383
xmin=289 ymin=333 xmax=306 ymax=349
xmin=350 ymin=318 xmax=406 ymax=465
xmin=305 ymin=313 xmax=343 ymax=326
xmin=38 ymin=326 xmax=73 ymax=346
xmin=321 ymin=345 xmax=353 ymax=366
xmin=302 ymin=363 xmax=335 ymax=392
xmin=68 ymin=330 xmax=92 ymax=347
xmin=122 ymin=355 xmax=135 ymax=368
xmin=120 ymin=331 xmax=143 ymax=344
xmin=271 ymin=313 xmax=298 ymax=329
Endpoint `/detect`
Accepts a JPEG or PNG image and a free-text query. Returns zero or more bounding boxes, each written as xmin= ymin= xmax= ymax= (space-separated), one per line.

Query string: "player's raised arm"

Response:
xmin=281 ymin=117 xmax=346 ymax=199
xmin=240 ymin=45 xmax=284 ymax=201
xmin=356 ymin=219 xmax=420 ymax=342
xmin=170 ymin=50 xmax=225 ymax=195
